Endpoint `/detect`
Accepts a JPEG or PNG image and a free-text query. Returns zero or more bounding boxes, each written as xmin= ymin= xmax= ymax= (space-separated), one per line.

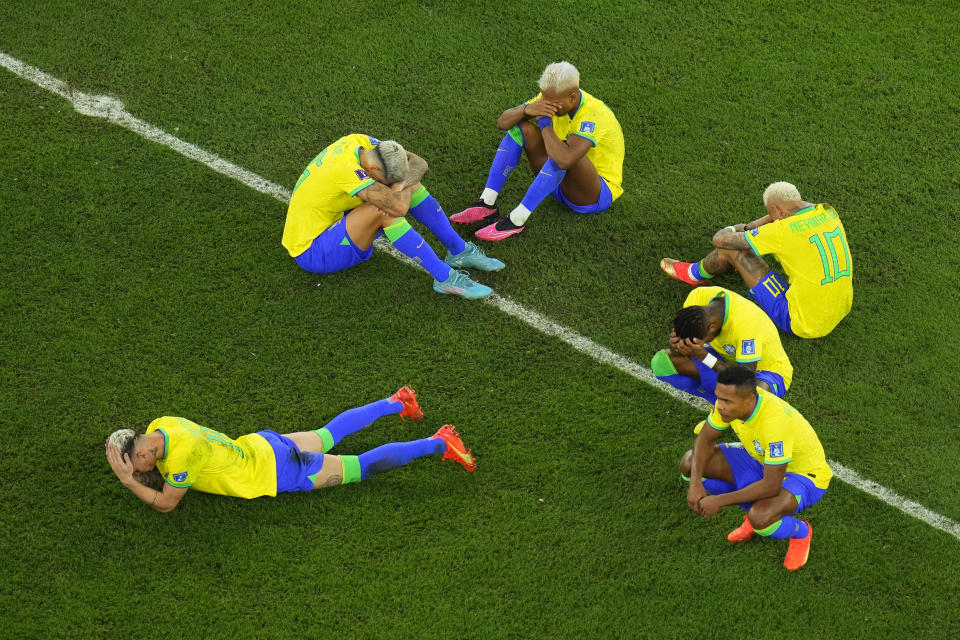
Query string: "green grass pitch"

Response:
xmin=1 ymin=1 xmax=959 ymax=637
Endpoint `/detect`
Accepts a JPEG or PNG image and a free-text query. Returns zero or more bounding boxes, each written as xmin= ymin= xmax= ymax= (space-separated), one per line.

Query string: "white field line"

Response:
xmin=3 ymin=51 xmax=958 ymax=542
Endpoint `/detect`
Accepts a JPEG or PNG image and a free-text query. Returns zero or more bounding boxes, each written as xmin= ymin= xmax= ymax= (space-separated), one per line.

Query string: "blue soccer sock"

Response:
xmin=383 ymin=218 xmax=452 ymax=281
xmin=483 ymin=126 xmax=524 ymax=198
xmin=690 ymin=261 xmax=715 ymax=281
xmin=511 ymin=157 xmax=567 ymax=225
xmin=311 ymin=398 xmax=401 ymax=452
xmin=754 ymin=516 xmax=809 ymax=539
xmin=408 ymin=186 xmax=466 ymax=255
xmin=338 ymin=437 xmax=445 ymax=482
xmin=651 ymin=349 xmax=716 ymax=402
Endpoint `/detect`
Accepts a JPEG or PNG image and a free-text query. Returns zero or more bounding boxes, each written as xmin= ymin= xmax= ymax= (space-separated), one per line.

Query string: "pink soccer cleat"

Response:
xmin=475 ymin=218 xmax=525 ymax=242
xmin=449 ymin=200 xmax=499 ymax=224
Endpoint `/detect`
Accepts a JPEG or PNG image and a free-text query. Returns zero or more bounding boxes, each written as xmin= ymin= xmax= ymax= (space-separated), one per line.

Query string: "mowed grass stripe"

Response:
xmin=4 ymin=49 xmax=957 ymax=543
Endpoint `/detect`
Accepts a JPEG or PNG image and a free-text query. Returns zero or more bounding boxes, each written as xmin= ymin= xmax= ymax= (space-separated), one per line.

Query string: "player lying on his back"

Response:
xmin=105 ymin=387 xmax=475 ymax=513
xmin=282 ymin=135 xmax=504 ymax=299
xmin=680 ymin=366 xmax=831 ymax=571
xmin=661 ymin=182 xmax=853 ymax=338
xmin=652 ymin=286 xmax=793 ymax=403
xmin=450 ymin=61 xmax=625 ymax=241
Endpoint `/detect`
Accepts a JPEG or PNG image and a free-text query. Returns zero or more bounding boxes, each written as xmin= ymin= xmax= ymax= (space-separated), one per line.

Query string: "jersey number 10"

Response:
xmin=808 ymin=227 xmax=851 ymax=285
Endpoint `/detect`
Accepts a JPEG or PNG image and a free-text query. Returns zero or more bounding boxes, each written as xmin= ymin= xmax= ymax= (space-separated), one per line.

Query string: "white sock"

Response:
xmin=480 ymin=188 xmax=498 ymax=207
xmin=509 ymin=205 xmax=531 ymax=226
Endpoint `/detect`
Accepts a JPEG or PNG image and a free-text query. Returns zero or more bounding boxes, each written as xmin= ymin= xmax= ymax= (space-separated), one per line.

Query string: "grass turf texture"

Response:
xmin=2 ymin=0 xmax=960 ymax=637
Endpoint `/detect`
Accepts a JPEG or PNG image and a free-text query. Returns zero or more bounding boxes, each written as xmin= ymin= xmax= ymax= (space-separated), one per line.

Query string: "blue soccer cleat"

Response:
xmin=444 ymin=241 xmax=505 ymax=272
xmin=433 ymin=269 xmax=492 ymax=299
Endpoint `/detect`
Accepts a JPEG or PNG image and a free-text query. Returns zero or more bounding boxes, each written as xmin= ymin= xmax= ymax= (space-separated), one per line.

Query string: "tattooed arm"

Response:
xmin=357 ymin=181 xmax=413 ymax=216
xmin=711 ymin=227 xmax=753 ymax=251
xmin=402 ymin=152 xmax=429 ymax=186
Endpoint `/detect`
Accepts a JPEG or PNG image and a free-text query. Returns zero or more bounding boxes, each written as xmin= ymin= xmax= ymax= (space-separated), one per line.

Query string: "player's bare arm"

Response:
xmin=358 ymin=181 xmax=412 ymax=216
xmin=496 ymin=99 xmax=559 ymax=130
xmin=541 ymin=131 xmax=592 ymax=170
xmin=711 ymin=228 xmax=752 ymax=251
xmin=105 ymin=440 xmax=187 ymax=513
xmin=687 ymin=425 xmax=723 ymax=513
xmin=403 ymin=152 xmax=429 ymax=186
xmin=697 ymin=463 xmax=787 ymax=518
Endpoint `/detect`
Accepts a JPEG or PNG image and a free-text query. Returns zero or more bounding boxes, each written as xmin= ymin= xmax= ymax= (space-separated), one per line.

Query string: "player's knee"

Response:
xmin=679 ymin=450 xmax=694 ymax=476
xmin=746 ymin=504 xmax=778 ymax=530
xmin=518 ymin=120 xmax=541 ymax=143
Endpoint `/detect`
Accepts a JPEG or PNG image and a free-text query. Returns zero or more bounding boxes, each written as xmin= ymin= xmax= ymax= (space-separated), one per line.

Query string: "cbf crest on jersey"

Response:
xmin=580 ymin=121 xmax=596 ymax=133
xmin=723 ymin=344 xmax=736 ymax=356
xmin=741 ymin=339 xmax=756 ymax=356
xmin=753 ymin=440 xmax=763 ymax=455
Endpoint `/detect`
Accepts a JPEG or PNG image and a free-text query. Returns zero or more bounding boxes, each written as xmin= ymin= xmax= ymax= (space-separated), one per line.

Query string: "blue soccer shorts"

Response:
xmin=718 ymin=442 xmax=826 ymax=513
xmin=755 ymin=370 xmax=788 ymax=397
xmin=748 ymin=270 xmax=793 ymax=334
xmin=258 ymin=430 xmax=325 ymax=493
xmin=294 ymin=214 xmax=374 ymax=274
xmin=552 ymin=177 xmax=614 ymax=214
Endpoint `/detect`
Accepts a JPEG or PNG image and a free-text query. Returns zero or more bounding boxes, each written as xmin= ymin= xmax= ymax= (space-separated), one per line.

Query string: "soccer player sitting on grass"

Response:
xmin=282 ymin=135 xmax=504 ymax=299
xmin=104 ymin=387 xmax=475 ymax=512
xmin=660 ymin=181 xmax=853 ymax=338
xmin=652 ymin=286 xmax=793 ymax=403
xmin=680 ymin=366 xmax=832 ymax=571
xmin=450 ymin=61 xmax=625 ymax=241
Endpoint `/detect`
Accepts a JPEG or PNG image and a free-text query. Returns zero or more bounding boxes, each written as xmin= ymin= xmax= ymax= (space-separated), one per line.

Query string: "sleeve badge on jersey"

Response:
xmin=172 ymin=472 xmax=188 ymax=483
xmin=741 ymin=339 xmax=756 ymax=355
xmin=354 ymin=169 xmax=370 ymax=180
xmin=579 ymin=121 xmax=596 ymax=133
xmin=367 ymin=136 xmax=380 ymax=145
xmin=749 ymin=227 xmax=760 ymax=236
xmin=770 ymin=441 xmax=784 ymax=458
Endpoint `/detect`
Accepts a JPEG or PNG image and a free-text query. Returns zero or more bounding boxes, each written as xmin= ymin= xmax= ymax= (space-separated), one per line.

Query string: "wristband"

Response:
xmin=700 ymin=352 xmax=718 ymax=368
xmin=151 ymin=490 xmax=159 ymax=506
xmin=536 ymin=116 xmax=552 ymax=130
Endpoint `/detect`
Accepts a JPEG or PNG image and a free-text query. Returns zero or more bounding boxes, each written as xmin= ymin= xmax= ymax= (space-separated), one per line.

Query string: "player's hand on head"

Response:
xmin=525 ymin=100 xmax=559 ymax=118
xmin=105 ymin=439 xmax=134 ymax=482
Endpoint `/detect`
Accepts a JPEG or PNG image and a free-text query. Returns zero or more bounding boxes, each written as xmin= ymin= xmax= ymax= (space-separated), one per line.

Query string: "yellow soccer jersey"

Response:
xmin=147 ymin=416 xmax=277 ymax=499
xmin=706 ymin=390 xmax=832 ymax=489
xmin=281 ymin=133 xmax=380 ymax=257
xmin=527 ymin=90 xmax=625 ymax=200
xmin=744 ymin=204 xmax=853 ymax=338
xmin=684 ymin=286 xmax=793 ymax=388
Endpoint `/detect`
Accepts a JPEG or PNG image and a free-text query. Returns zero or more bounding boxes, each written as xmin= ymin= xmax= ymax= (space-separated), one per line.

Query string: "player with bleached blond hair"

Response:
xmin=660 ymin=182 xmax=853 ymax=338
xmin=104 ymin=388 xmax=476 ymax=512
xmin=451 ymin=61 xmax=625 ymax=241
xmin=283 ymin=135 xmax=504 ymax=299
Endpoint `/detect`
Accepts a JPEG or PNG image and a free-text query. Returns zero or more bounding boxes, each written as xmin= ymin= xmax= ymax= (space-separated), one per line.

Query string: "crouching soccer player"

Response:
xmin=282 ymin=134 xmax=504 ymax=299
xmin=652 ymin=286 xmax=792 ymax=404
xmin=680 ymin=366 xmax=831 ymax=571
xmin=451 ymin=61 xmax=625 ymax=241
xmin=660 ymin=181 xmax=852 ymax=338
xmin=105 ymin=387 xmax=476 ymax=512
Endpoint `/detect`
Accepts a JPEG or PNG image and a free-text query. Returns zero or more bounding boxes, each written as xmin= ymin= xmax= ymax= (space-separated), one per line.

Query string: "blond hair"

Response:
xmin=538 ymin=61 xmax=580 ymax=93
xmin=763 ymin=181 xmax=802 ymax=206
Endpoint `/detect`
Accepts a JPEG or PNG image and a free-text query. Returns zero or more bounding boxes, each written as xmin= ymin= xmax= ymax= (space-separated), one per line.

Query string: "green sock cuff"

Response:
xmin=651 ymin=349 xmax=679 ymax=377
xmin=680 ymin=473 xmax=690 ymax=482
xmin=410 ymin=186 xmax=429 ymax=207
xmin=507 ymin=124 xmax=523 ymax=146
xmin=311 ymin=428 xmax=335 ymax=453
xmin=341 ymin=455 xmax=362 ymax=484
xmin=753 ymin=519 xmax=783 ymax=537
xmin=383 ymin=218 xmax=412 ymax=242
xmin=697 ymin=260 xmax=715 ymax=279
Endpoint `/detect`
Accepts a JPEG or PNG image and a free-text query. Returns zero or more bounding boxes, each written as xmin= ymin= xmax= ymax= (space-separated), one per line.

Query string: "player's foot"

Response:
xmin=449 ymin=200 xmax=499 ymax=224
xmin=660 ymin=258 xmax=703 ymax=287
xmin=783 ymin=521 xmax=813 ymax=571
xmin=390 ymin=386 xmax=423 ymax=422
xmin=475 ymin=216 xmax=524 ymax=242
xmin=433 ymin=269 xmax=492 ymax=299
xmin=444 ymin=241 xmax=505 ymax=271
xmin=431 ymin=424 xmax=476 ymax=472
xmin=727 ymin=515 xmax=755 ymax=543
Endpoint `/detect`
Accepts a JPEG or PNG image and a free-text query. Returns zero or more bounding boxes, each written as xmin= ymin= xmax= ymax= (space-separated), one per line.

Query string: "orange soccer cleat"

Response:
xmin=783 ymin=521 xmax=813 ymax=571
xmin=727 ymin=515 xmax=756 ymax=543
xmin=431 ymin=425 xmax=476 ymax=472
xmin=391 ymin=386 xmax=423 ymax=422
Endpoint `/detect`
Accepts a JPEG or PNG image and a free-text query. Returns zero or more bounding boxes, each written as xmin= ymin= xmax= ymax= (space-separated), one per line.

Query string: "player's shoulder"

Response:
xmin=147 ymin=416 xmax=181 ymax=434
xmin=686 ymin=285 xmax=726 ymax=306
